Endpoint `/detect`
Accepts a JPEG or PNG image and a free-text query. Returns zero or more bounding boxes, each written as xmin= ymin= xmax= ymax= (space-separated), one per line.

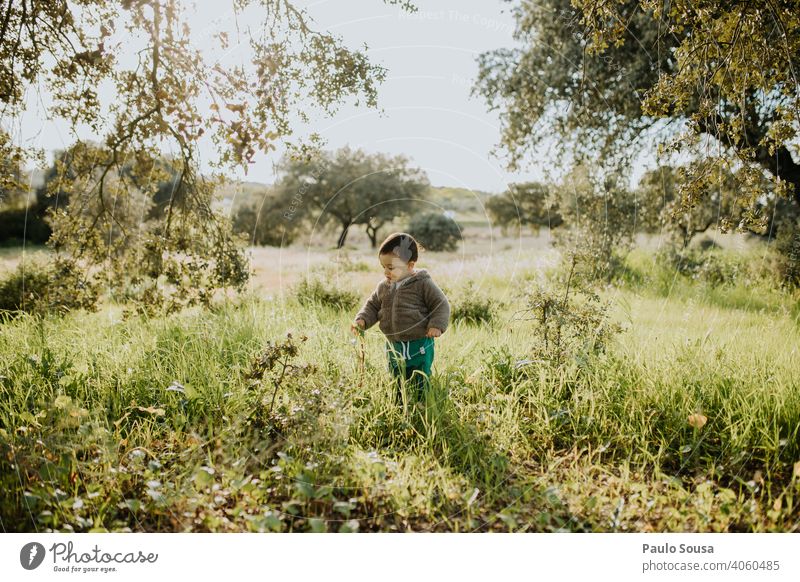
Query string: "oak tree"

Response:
xmin=476 ymin=0 xmax=800 ymax=231
xmin=1 ymin=0 xmax=411 ymax=310
xmin=273 ymin=146 xmax=429 ymax=248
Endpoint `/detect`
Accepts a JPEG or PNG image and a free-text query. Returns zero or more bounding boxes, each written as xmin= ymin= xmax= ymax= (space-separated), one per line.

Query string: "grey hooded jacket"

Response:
xmin=354 ymin=269 xmax=450 ymax=341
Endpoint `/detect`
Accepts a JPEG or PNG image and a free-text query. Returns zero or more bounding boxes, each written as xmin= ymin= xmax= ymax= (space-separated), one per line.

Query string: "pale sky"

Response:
xmin=272 ymin=0 xmax=534 ymax=192
xmin=14 ymin=0 xmax=593 ymax=193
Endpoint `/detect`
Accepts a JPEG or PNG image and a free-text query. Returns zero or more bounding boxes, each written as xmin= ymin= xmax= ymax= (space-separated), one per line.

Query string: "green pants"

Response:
xmin=387 ymin=337 xmax=435 ymax=403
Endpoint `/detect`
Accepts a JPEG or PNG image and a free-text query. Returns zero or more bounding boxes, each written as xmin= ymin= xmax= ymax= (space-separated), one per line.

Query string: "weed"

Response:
xmin=294 ymin=277 xmax=358 ymax=311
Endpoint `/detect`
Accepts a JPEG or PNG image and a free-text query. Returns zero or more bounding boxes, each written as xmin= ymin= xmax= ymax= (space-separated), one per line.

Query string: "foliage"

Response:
xmin=407 ymin=212 xmax=462 ymax=252
xmin=774 ymin=219 xmax=800 ymax=288
xmin=294 ymin=277 xmax=359 ymax=311
xmin=0 ymin=130 xmax=49 ymax=244
xmin=0 ymin=258 xmax=98 ymax=317
xmin=514 ymin=255 xmax=622 ymax=365
xmin=476 ymin=0 xmax=800 ymax=235
xmin=475 ymin=0 xmax=669 ymax=169
xmin=634 ymin=164 xmax=780 ymax=244
xmin=233 ymin=187 xmax=303 ymax=247
xmin=486 ymin=182 xmax=563 ymax=234
xmin=449 ymin=281 xmax=502 ymax=325
xmin=0 ymin=0 xmax=408 ymax=309
xmin=274 ymin=146 xmax=429 ymax=248
xmin=552 ymin=166 xmax=637 ymax=282
xmin=0 ymin=130 xmax=28 ymax=207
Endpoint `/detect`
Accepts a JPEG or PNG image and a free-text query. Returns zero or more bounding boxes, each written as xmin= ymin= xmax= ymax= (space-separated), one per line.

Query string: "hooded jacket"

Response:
xmin=354 ymin=269 xmax=450 ymax=342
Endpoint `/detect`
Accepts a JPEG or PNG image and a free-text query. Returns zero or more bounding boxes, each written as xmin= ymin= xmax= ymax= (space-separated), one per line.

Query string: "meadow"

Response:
xmin=1 ymin=231 xmax=799 ymax=532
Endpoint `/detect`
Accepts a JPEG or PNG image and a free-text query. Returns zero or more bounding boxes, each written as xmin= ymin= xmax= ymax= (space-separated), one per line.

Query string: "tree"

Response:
xmin=475 ymin=0 xmax=800 ymax=229
xmin=486 ymin=181 xmax=563 ymax=234
xmin=0 ymin=132 xmax=50 ymax=243
xmin=274 ymin=146 xmax=429 ymax=248
xmin=0 ymin=0 xmax=412 ymax=310
xmin=635 ymin=164 xmax=776 ymax=247
xmin=553 ymin=165 xmax=638 ymax=281
xmin=408 ymin=212 xmax=461 ymax=252
xmin=233 ymin=185 xmax=304 ymax=247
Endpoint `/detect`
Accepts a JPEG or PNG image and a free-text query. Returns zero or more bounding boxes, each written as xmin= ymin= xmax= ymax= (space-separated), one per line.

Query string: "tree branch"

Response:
xmin=0 ymin=0 xmax=13 ymax=49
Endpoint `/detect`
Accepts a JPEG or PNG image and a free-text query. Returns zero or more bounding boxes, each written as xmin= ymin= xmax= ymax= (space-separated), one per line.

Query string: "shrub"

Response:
xmin=774 ymin=219 xmax=800 ymax=288
xmin=450 ymin=281 xmax=501 ymax=324
xmin=244 ymin=333 xmax=315 ymax=430
xmin=696 ymin=236 xmax=721 ymax=251
xmin=294 ymin=277 xmax=358 ymax=310
xmin=0 ymin=207 xmax=51 ymax=244
xmin=517 ymin=283 xmax=620 ymax=364
xmin=407 ymin=212 xmax=461 ymax=252
xmin=551 ymin=166 xmax=637 ymax=283
xmin=331 ymin=253 xmax=371 ymax=273
xmin=514 ymin=255 xmax=622 ymax=364
xmin=657 ymin=246 xmax=746 ymax=287
xmin=697 ymin=254 xmax=743 ymax=287
xmin=0 ymin=257 xmax=99 ymax=317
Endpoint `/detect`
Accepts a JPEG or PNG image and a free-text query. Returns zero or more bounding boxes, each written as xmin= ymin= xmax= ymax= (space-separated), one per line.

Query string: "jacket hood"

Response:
xmin=391 ymin=268 xmax=430 ymax=287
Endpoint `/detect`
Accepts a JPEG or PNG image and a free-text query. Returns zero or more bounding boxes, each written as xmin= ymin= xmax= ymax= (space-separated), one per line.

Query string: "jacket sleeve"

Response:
xmin=423 ymin=278 xmax=450 ymax=332
xmin=354 ymin=282 xmax=382 ymax=329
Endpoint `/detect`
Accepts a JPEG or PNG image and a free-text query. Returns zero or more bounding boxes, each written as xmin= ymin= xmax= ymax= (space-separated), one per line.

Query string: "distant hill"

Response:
xmin=424 ymin=186 xmax=494 ymax=216
xmin=214 ymin=181 xmax=494 ymax=215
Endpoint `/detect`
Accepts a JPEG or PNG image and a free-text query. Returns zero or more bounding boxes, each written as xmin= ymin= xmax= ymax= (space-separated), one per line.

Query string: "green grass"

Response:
xmin=0 ymin=248 xmax=799 ymax=532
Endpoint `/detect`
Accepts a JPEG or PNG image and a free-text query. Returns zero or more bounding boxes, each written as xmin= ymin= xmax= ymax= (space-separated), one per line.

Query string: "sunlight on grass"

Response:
xmin=1 ymin=243 xmax=798 ymax=532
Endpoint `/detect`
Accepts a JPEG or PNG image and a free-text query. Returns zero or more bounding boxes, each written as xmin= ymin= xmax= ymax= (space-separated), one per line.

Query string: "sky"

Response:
xmin=270 ymin=0 xmax=532 ymax=193
xmin=14 ymin=0 xmax=600 ymax=193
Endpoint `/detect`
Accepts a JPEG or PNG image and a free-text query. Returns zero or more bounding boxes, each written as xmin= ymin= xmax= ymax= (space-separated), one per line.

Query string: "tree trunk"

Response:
xmin=337 ymin=222 xmax=350 ymax=249
xmin=366 ymin=226 xmax=378 ymax=248
xmin=365 ymin=220 xmax=384 ymax=248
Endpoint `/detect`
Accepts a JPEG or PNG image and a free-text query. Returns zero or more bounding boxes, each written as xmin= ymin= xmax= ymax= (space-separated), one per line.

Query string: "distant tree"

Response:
xmin=274 ymin=147 xmax=429 ymax=248
xmin=408 ymin=212 xmax=462 ymax=252
xmin=486 ymin=182 xmax=563 ymax=234
xmin=233 ymin=187 xmax=304 ymax=247
xmin=0 ymin=133 xmax=49 ymax=243
xmin=553 ymin=166 xmax=637 ymax=281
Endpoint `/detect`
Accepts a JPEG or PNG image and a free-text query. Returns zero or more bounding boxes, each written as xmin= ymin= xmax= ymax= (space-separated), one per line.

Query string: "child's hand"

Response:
xmin=351 ymin=320 xmax=366 ymax=335
xmin=426 ymin=327 xmax=442 ymax=338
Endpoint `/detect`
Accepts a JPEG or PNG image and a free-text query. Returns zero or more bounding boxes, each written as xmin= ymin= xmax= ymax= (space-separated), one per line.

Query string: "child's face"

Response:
xmin=379 ymin=253 xmax=415 ymax=282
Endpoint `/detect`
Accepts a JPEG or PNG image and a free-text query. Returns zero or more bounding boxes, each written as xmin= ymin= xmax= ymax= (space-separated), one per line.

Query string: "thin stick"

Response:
xmin=356 ymin=331 xmax=366 ymax=390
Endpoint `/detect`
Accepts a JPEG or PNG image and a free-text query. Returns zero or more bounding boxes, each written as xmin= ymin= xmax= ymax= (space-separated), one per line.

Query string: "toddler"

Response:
xmin=352 ymin=232 xmax=450 ymax=402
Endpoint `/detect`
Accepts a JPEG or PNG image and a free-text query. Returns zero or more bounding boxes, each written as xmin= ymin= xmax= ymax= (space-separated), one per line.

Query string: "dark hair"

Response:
xmin=378 ymin=232 xmax=419 ymax=262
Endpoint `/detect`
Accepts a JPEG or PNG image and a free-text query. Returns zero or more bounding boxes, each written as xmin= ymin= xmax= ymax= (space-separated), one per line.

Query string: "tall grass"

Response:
xmin=0 ymin=250 xmax=799 ymax=532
